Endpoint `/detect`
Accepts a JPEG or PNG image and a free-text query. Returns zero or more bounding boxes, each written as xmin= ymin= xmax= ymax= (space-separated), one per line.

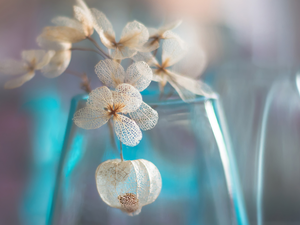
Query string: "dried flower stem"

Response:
xmin=120 ymin=140 xmax=124 ymax=161
xmin=70 ymin=47 xmax=103 ymax=56
xmin=65 ymin=70 xmax=91 ymax=93
xmin=86 ymin=36 xmax=111 ymax=59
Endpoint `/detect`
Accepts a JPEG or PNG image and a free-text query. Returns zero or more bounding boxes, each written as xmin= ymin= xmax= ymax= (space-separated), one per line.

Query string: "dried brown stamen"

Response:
xmin=118 ymin=193 xmax=140 ymax=213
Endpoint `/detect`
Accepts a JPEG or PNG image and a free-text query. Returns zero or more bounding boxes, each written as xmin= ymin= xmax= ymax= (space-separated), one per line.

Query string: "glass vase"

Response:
xmin=46 ymin=86 xmax=249 ymax=225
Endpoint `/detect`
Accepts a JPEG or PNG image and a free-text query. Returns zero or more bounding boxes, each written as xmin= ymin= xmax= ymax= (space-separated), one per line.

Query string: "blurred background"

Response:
xmin=1 ymin=0 xmax=300 ymax=224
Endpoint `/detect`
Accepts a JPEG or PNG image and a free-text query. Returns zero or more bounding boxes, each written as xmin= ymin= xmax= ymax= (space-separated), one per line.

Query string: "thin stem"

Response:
xmin=70 ymin=47 xmax=102 ymax=56
xmin=86 ymin=36 xmax=111 ymax=59
xmin=120 ymin=140 xmax=124 ymax=161
xmin=65 ymin=70 xmax=91 ymax=93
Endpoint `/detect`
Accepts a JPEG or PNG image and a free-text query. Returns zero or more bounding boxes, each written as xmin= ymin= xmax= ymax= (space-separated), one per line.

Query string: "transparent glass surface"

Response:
xmin=47 ymin=86 xmax=249 ymax=225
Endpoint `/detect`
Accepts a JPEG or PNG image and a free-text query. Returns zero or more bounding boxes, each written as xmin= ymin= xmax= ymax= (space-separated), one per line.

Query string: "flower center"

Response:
xmin=106 ymin=103 xmax=125 ymax=116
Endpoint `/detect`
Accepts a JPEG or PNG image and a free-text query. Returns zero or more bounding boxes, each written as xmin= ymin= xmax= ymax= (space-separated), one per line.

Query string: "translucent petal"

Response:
xmin=113 ymin=84 xmax=142 ymax=114
xmin=111 ymin=46 xmax=137 ymax=60
xmin=138 ymin=39 xmax=160 ymax=53
xmin=73 ymin=106 xmax=110 ymax=129
xmin=162 ymin=36 xmax=187 ymax=67
xmin=119 ymin=21 xmax=149 ymax=48
xmin=166 ymin=74 xmax=196 ymax=102
xmin=21 ymin=50 xmax=55 ymax=70
xmin=91 ymin=8 xmax=116 ymax=48
xmin=113 ymin=114 xmax=142 ymax=147
xmin=129 ymin=102 xmax=158 ymax=131
xmin=130 ymin=160 xmax=150 ymax=206
xmin=35 ymin=51 xmax=55 ymax=69
xmin=73 ymin=5 xmax=94 ymax=36
xmin=52 ymin=16 xmax=85 ymax=34
xmin=87 ymin=86 xmax=113 ymax=110
xmin=131 ymin=52 xmax=159 ymax=67
xmin=95 ymin=159 xmax=122 ymax=208
xmin=139 ymin=159 xmax=162 ymax=204
xmin=148 ymin=28 xmax=159 ymax=37
xmin=125 ymin=61 xmax=152 ymax=92
xmin=38 ymin=26 xmax=86 ymax=43
xmin=4 ymin=71 xmax=35 ymax=89
xmin=173 ymin=44 xmax=207 ymax=79
xmin=168 ymin=71 xmax=217 ymax=99
xmin=94 ymin=59 xmax=125 ymax=89
xmin=41 ymin=50 xmax=71 ymax=78
xmin=158 ymin=20 xmax=182 ymax=36
xmin=37 ymin=35 xmax=71 ymax=51
xmin=0 ymin=60 xmax=27 ymax=75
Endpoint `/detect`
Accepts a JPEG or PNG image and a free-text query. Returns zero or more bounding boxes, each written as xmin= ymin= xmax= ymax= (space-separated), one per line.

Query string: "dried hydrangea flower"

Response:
xmin=0 ymin=50 xmax=54 ymax=89
xmin=140 ymin=20 xmax=182 ymax=52
xmin=95 ymin=59 xmax=153 ymax=92
xmin=73 ymin=84 xmax=158 ymax=146
xmin=36 ymin=0 xmax=96 ymax=77
xmin=92 ymin=9 xmax=149 ymax=59
xmin=38 ymin=0 xmax=94 ymax=45
xmin=133 ymin=38 xmax=216 ymax=102
xmin=95 ymin=158 xmax=162 ymax=216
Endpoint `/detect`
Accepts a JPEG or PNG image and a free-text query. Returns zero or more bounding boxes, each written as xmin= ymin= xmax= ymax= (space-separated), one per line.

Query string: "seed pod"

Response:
xmin=95 ymin=159 xmax=162 ymax=216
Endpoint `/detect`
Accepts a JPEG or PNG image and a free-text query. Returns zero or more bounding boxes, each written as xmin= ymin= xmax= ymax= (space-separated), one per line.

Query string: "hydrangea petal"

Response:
xmin=95 ymin=59 xmax=125 ymax=89
xmin=4 ymin=71 xmax=35 ymax=89
xmin=38 ymin=26 xmax=86 ymax=43
xmin=91 ymin=8 xmax=116 ymax=48
xmin=166 ymin=74 xmax=196 ymax=102
xmin=113 ymin=114 xmax=142 ymax=147
xmin=113 ymin=84 xmax=142 ymax=113
xmin=21 ymin=50 xmax=55 ymax=70
xmin=111 ymin=47 xmax=137 ymax=60
xmin=131 ymin=52 xmax=159 ymax=67
xmin=37 ymin=35 xmax=71 ymax=51
xmin=0 ymin=60 xmax=27 ymax=75
xmin=162 ymin=37 xmax=187 ymax=67
xmin=41 ymin=50 xmax=71 ymax=78
xmin=87 ymin=86 xmax=113 ymax=110
xmin=125 ymin=61 xmax=152 ymax=92
xmin=129 ymin=102 xmax=158 ymax=131
xmin=52 ymin=16 xmax=85 ymax=34
xmin=158 ymin=20 xmax=182 ymax=36
xmin=73 ymin=106 xmax=110 ymax=129
xmin=168 ymin=71 xmax=217 ymax=99
xmin=119 ymin=21 xmax=149 ymax=48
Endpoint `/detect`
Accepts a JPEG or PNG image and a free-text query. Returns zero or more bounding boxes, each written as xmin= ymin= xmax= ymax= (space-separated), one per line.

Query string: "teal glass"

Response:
xmin=47 ymin=86 xmax=249 ymax=225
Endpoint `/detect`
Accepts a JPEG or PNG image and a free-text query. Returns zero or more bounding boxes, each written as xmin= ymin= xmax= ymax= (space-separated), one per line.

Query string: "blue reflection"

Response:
xmin=20 ymin=93 xmax=67 ymax=225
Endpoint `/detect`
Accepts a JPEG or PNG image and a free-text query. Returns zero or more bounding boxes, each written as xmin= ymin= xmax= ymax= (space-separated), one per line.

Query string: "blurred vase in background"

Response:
xmin=47 ymin=85 xmax=248 ymax=225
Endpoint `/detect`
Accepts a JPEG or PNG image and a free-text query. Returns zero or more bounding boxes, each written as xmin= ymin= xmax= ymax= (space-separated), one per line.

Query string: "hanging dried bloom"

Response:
xmin=95 ymin=158 xmax=162 ymax=216
xmin=39 ymin=0 xmax=95 ymax=45
xmin=95 ymin=59 xmax=153 ymax=92
xmin=140 ymin=20 xmax=182 ymax=52
xmin=92 ymin=9 xmax=149 ymax=59
xmin=0 ymin=50 xmax=54 ymax=89
xmin=36 ymin=37 xmax=72 ymax=78
xmin=36 ymin=0 xmax=96 ymax=78
xmin=133 ymin=38 xmax=216 ymax=102
xmin=73 ymin=84 xmax=158 ymax=146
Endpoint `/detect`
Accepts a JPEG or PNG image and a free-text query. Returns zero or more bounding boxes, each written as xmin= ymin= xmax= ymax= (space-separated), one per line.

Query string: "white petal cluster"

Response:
xmin=73 ymin=84 xmax=158 ymax=146
xmin=133 ymin=36 xmax=216 ymax=102
xmin=92 ymin=9 xmax=149 ymax=59
xmin=0 ymin=50 xmax=54 ymax=89
xmin=95 ymin=159 xmax=162 ymax=216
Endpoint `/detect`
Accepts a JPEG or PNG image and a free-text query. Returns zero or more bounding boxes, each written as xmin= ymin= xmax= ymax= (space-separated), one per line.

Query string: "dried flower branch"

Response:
xmin=92 ymin=9 xmax=149 ymax=59
xmin=73 ymin=84 xmax=158 ymax=146
xmin=0 ymin=50 xmax=54 ymax=89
